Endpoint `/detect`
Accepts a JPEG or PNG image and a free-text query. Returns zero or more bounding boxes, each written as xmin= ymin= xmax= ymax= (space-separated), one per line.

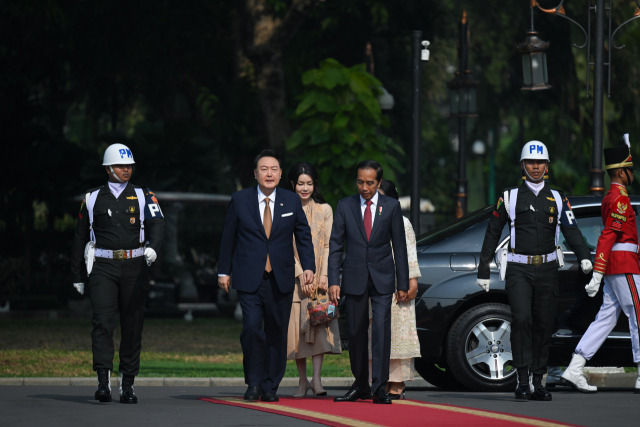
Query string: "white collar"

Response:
xmin=258 ymin=186 xmax=276 ymax=203
xmin=360 ymin=191 xmax=379 ymax=206
xmin=525 ymin=180 xmax=545 ymax=196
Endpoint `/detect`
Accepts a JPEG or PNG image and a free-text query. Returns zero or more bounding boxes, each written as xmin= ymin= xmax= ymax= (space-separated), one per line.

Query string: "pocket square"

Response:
xmin=281 ymin=212 xmax=293 ymax=217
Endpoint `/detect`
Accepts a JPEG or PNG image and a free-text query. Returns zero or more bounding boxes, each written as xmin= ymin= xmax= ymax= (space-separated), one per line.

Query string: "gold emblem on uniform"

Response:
xmin=127 ymin=205 xmax=136 ymax=213
xmin=126 ymin=196 xmax=138 ymax=200
xmin=549 ymin=206 xmax=556 ymax=214
xmin=130 ymin=217 xmax=136 ymax=224
xmin=617 ymin=201 xmax=628 ymax=214
xmin=546 ymin=197 xmax=555 ymax=202
xmin=620 ymin=188 xmax=628 ymax=197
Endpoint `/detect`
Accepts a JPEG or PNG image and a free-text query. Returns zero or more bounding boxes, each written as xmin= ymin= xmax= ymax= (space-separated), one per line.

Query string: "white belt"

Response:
xmin=507 ymin=251 xmax=557 ymax=266
xmin=95 ymin=247 xmax=144 ymax=260
xmin=611 ymin=243 xmax=639 ymax=253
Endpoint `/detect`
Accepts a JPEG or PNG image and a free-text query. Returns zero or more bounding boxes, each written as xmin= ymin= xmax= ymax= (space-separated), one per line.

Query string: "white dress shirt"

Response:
xmin=258 ymin=187 xmax=277 ymax=224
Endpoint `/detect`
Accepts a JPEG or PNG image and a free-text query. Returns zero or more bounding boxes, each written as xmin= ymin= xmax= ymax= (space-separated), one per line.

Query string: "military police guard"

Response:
xmin=71 ymin=143 xmax=165 ymax=403
xmin=477 ymin=141 xmax=593 ymax=401
xmin=561 ymin=134 xmax=640 ymax=394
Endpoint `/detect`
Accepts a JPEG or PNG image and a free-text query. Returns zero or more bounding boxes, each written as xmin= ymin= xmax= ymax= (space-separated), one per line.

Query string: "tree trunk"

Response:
xmin=239 ymin=0 xmax=322 ymax=151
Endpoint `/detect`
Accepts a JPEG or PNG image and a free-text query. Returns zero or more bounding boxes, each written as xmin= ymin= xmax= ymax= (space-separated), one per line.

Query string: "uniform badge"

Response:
xmin=127 ymin=206 xmax=136 ymax=213
xmin=546 ymin=197 xmax=555 ymax=202
xmin=130 ymin=217 xmax=136 ymax=224
xmin=126 ymin=196 xmax=138 ymax=200
xmin=620 ymin=188 xmax=628 ymax=197
xmin=496 ymin=197 xmax=504 ymax=210
xmin=617 ymin=202 xmax=628 ymax=214
xmin=549 ymin=216 xmax=554 ymax=223
xmin=549 ymin=206 xmax=556 ymax=214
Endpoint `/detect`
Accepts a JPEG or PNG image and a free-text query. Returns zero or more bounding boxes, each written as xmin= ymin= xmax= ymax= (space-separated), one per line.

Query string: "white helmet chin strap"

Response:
xmin=521 ymin=161 xmax=546 ymax=183
xmin=109 ymin=165 xmax=125 ymax=183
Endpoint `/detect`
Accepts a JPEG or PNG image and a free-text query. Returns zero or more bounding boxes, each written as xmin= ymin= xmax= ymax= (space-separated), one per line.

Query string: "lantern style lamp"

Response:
xmin=518 ymin=29 xmax=551 ymax=91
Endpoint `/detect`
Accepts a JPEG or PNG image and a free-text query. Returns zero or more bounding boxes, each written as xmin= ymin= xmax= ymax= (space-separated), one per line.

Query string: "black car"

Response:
xmin=414 ymin=195 xmax=639 ymax=391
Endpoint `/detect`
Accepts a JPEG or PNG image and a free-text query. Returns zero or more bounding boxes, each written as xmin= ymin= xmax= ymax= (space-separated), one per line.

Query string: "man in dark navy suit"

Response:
xmin=218 ymin=149 xmax=315 ymax=402
xmin=328 ymin=160 xmax=409 ymax=404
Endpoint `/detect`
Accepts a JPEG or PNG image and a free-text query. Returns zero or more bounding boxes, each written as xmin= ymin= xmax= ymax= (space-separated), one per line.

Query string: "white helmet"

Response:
xmin=102 ymin=143 xmax=135 ymax=166
xmin=520 ymin=140 xmax=550 ymax=162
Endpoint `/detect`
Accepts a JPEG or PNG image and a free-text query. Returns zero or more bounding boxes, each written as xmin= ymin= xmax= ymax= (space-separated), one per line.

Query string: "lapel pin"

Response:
xmin=378 ymin=206 xmax=383 ymax=215
xmin=279 ymin=203 xmax=283 ymax=206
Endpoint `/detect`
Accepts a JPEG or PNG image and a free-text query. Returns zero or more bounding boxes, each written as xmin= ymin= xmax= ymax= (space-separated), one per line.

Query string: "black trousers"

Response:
xmin=237 ymin=272 xmax=293 ymax=393
xmin=345 ymin=278 xmax=393 ymax=395
xmin=88 ymin=257 xmax=147 ymax=376
xmin=505 ymin=262 xmax=558 ymax=376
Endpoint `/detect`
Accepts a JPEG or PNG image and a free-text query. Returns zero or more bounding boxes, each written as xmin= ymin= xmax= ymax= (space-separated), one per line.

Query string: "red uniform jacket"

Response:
xmin=594 ymin=183 xmax=640 ymax=275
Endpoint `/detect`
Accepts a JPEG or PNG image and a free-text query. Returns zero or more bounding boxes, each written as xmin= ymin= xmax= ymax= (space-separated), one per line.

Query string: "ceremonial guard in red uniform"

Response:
xmin=562 ymin=134 xmax=640 ymax=394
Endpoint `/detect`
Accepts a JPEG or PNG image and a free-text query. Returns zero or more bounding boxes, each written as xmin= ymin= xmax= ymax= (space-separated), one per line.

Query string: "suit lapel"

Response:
xmin=245 ymin=188 xmax=266 ymax=237
xmin=270 ymin=191 xmax=282 ymax=235
xmin=350 ymin=195 xmax=368 ymax=241
xmin=369 ymin=196 xmax=385 ymax=242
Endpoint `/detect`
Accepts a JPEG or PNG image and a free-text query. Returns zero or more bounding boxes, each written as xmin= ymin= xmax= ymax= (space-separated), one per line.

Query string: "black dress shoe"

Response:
xmin=530 ymin=384 xmax=552 ymax=401
xmin=372 ymin=388 xmax=392 ymax=404
xmin=514 ymin=384 xmax=531 ymax=401
xmin=260 ymin=392 xmax=279 ymax=402
xmin=334 ymin=387 xmax=372 ymax=402
xmin=244 ymin=386 xmax=262 ymax=401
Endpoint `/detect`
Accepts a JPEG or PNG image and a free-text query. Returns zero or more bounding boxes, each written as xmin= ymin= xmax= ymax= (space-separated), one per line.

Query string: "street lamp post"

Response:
xmin=523 ymin=0 xmax=640 ymax=195
xmin=448 ymin=10 xmax=478 ymax=218
xmin=410 ymin=32 xmax=430 ymax=235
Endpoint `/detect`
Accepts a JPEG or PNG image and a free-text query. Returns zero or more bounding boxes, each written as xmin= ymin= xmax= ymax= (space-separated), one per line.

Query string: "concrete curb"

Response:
xmin=0 ymin=374 xmax=637 ymax=388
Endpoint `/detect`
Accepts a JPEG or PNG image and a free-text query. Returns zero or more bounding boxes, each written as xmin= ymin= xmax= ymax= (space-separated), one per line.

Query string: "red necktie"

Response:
xmin=364 ymin=200 xmax=373 ymax=240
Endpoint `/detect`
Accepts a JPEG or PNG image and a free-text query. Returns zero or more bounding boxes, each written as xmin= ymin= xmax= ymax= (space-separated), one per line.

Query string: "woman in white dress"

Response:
xmin=378 ymin=179 xmax=421 ymax=399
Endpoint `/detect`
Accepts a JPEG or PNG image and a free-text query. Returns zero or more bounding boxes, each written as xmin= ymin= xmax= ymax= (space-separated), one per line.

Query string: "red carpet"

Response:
xmin=199 ymin=396 xmax=575 ymax=426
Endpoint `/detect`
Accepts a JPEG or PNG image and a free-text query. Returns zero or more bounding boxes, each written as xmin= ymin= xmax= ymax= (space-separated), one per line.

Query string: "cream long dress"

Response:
xmin=368 ymin=216 xmax=422 ymax=382
xmin=287 ymin=200 xmax=342 ymax=359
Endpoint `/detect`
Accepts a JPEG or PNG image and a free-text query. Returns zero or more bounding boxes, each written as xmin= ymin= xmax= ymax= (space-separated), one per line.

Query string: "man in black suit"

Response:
xmin=218 ymin=149 xmax=315 ymax=402
xmin=328 ymin=160 xmax=409 ymax=404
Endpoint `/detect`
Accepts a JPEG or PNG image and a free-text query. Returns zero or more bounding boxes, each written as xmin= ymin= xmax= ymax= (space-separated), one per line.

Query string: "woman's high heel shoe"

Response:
xmin=388 ymin=390 xmax=405 ymax=400
xmin=293 ymin=380 xmax=311 ymax=398
xmin=309 ymin=380 xmax=327 ymax=396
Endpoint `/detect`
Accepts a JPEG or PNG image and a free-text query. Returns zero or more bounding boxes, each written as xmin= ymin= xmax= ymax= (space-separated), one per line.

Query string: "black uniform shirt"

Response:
xmin=70 ymin=182 xmax=165 ymax=283
xmin=478 ymin=182 xmax=590 ymax=280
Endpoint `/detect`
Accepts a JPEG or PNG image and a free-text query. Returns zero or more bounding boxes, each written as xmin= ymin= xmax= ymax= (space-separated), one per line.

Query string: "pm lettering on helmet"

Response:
xmin=530 ymin=145 xmax=544 ymax=155
xmin=119 ymin=148 xmax=133 ymax=159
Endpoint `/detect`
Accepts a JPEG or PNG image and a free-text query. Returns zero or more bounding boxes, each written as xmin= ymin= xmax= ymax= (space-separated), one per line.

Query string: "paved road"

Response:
xmin=1 ymin=380 xmax=638 ymax=426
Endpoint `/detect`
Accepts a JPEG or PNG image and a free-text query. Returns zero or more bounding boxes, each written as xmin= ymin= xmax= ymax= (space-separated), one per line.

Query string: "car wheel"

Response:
xmin=445 ymin=303 xmax=516 ymax=392
xmin=414 ymin=358 xmax=462 ymax=390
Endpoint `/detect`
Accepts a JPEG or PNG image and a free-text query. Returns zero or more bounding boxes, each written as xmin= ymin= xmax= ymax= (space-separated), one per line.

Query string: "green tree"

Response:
xmin=286 ymin=58 xmax=404 ymax=205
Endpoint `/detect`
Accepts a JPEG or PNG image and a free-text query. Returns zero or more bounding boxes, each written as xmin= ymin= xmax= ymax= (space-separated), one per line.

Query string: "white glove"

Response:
xmin=73 ymin=283 xmax=85 ymax=295
xmin=477 ymin=278 xmax=490 ymax=292
xmin=580 ymin=259 xmax=593 ymax=274
xmin=585 ymin=272 xmax=603 ymax=297
xmin=144 ymin=247 xmax=157 ymax=265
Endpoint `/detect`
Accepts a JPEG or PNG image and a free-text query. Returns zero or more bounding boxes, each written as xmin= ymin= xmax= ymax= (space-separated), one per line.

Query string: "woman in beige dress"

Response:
xmin=287 ymin=162 xmax=342 ymax=397
xmin=377 ymin=179 xmax=421 ymax=399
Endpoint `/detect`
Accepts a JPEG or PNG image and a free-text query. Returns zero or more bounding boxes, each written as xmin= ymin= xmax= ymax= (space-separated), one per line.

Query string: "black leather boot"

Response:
xmin=530 ymin=374 xmax=552 ymax=401
xmin=120 ymin=374 xmax=138 ymax=404
xmin=94 ymin=369 xmax=112 ymax=402
xmin=514 ymin=367 xmax=531 ymax=401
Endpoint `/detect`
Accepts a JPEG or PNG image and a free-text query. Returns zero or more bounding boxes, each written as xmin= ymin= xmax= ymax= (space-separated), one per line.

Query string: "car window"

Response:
xmin=559 ymin=215 xmax=601 ymax=252
xmin=417 ymin=206 xmax=492 ymax=246
xmin=560 ymin=205 xmax=640 ymax=252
